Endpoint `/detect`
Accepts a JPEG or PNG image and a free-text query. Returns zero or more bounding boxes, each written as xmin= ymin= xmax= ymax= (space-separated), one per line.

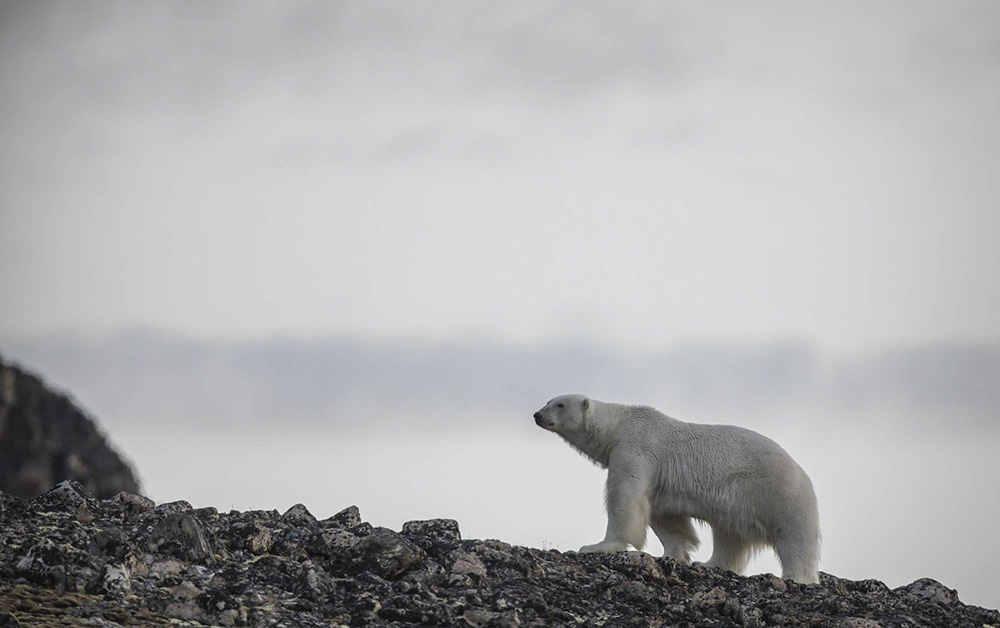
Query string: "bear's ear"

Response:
xmin=582 ymin=398 xmax=590 ymax=413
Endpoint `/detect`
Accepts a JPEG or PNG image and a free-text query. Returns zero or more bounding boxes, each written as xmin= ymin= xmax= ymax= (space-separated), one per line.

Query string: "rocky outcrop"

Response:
xmin=0 ymin=357 xmax=140 ymax=499
xmin=1 ymin=482 xmax=997 ymax=627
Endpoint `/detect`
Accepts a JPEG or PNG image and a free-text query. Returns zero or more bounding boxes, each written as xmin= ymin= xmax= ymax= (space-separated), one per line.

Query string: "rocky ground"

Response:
xmin=0 ymin=357 xmax=140 ymax=499
xmin=1 ymin=482 xmax=996 ymax=628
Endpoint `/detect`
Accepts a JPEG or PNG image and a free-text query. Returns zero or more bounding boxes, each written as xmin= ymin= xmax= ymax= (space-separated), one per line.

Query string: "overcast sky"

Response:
xmin=2 ymin=0 xmax=999 ymax=609
xmin=3 ymin=0 xmax=999 ymax=351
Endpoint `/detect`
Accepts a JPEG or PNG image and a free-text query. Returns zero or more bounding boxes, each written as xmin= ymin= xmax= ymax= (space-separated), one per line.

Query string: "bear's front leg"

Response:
xmin=580 ymin=456 xmax=652 ymax=553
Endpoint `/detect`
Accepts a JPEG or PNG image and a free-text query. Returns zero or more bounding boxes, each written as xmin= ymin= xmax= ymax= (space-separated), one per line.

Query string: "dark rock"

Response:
xmin=350 ymin=529 xmax=426 ymax=579
xmin=282 ymin=503 xmax=318 ymax=525
xmin=292 ymin=561 xmax=336 ymax=602
xmin=229 ymin=521 xmax=274 ymax=555
xmin=0 ymin=358 xmax=140 ymax=499
xmin=605 ymin=550 xmax=664 ymax=583
xmin=402 ymin=518 xmax=462 ymax=541
xmin=897 ymin=577 xmax=961 ymax=605
xmin=14 ymin=539 xmax=65 ymax=587
xmin=105 ymin=491 xmax=155 ymax=514
xmin=193 ymin=506 xmax=219 ymax=520
xmin=88 ymin=562 xmax=132 ymax=596
xmin=147 ymin=513 xmax=214 ymax=561
xmin=321 ymin=504 xmax=361 ymax=529
xmin=1 ymin=486 xmax=997 ymax=628
xmin=450 ymin=550 xmax=488 ymax=579
xmin=305 ymin=526 xmax=357 ymax=558
xmin=154 ymin=500 xmax=193 ymax=515
xmin=37 ymin=479 xmax=96 ymax=508
xmin=0 ymin=612 xmax=22 ymax=628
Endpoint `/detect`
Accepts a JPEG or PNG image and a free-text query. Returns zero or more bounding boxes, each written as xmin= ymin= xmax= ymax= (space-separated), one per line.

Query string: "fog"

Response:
xmin=5 ymin=332 xmax=1000 ymax=433
xmin=2 ymin=0 xmax=999 ymax=610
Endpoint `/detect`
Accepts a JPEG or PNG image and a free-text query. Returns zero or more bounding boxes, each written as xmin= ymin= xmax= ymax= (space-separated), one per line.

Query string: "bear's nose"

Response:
xmin=533 ymin=412 xmax=543 ymax=424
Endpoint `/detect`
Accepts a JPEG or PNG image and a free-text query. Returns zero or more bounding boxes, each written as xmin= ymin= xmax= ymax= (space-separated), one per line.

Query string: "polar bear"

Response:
xmin=533 ymin=394 xmax=820 ymax=584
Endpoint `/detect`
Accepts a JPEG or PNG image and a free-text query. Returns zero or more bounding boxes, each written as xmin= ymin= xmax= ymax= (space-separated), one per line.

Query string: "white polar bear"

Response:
xmin=534 ymin=394 xmax=821 ymax=584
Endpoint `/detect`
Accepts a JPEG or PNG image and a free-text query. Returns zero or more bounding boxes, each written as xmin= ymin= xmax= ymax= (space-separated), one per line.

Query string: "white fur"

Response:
xmin=534 ymin=394 xmax=821 ymax=584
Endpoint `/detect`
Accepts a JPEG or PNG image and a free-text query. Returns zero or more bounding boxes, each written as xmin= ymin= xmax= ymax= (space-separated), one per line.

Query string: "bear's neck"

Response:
xmin=558 ymin=400 xmax=622 ymax=468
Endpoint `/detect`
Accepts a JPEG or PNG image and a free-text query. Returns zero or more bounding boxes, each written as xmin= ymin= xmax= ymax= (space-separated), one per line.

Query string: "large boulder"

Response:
xmin=0 ymin=357 xmax=140 ymax=499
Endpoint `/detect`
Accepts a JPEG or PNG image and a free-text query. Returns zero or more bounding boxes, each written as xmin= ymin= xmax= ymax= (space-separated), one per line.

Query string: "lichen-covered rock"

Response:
xmin=14 ymin=539 xmax=65 ymax=587
xmin=147 ymin=513 xmax=215 ymax=561
xmin=349 ymin=529 xmax=426 ymax=579
xmin=105 ymin=490 xmax=155 ymax=514
xmin=282 ymin=503 xmax=318 ymax=526
xmin=229 ymin=521 xmax=274 ymax=555
xmin=401 ymin=518 xmax=461 ymax=541
xmin=153 ymin=499 xmax=193 ymax=515
xmin=605 ymin=550 xmax=665 ymax=583
xmin=0 ymin=485 xmax=997 ymax=628
xmin=90 ymin=562 xmax=131 ymax=596
xmin=897 ymin=577 xmax=960 ymax=606
xmin=38 ymin=479 xmax=94 ymax=508
xmin=321 ymin=504 xmax=361 ymax=529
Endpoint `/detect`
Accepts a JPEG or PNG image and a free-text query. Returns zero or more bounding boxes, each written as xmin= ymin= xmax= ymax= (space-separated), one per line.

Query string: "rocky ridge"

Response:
xmin=0 ymin=357 xmax=141 ymax=499
xmin=1 ymin=481 xmax=997 ymax=628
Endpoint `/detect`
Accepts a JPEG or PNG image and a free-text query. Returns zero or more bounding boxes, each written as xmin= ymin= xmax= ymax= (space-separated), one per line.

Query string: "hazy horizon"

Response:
xmin=3 ymin=328 xmax=999 ymax=434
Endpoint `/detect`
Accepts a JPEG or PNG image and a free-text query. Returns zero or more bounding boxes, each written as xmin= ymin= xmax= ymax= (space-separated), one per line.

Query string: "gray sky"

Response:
xmin=2 ymin=0 xmax=1000 ymax=609
xmin=3 ymin=1 xmax=999 ymax=350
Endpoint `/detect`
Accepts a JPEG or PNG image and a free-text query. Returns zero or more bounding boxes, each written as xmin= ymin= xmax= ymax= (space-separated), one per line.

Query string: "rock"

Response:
xmin=321 ymin=505 xmax=361 ymax=529
xmin=154 ymin=500 xmax=193 ymax=515
xmin=40 ymin=480 xmax=93 ymax=507
xmin=105 ymin=491 xmax=155 ymax=514
xmin=147 ymin=513 xmax=214 ymax=561
xmin=0 ymin=359 xmax=140 ymax=499
xmin=1 ymin=484 xmax=997 ymax=628
xmin=293 ymin=561 xmax=336 ymax=601
xmin=15 ymin=539 xmax=65 ymax=587
xmin=165 ymin=580 xmax=205 ymax=622
xmin=692 ymin=586 xmax=727 ymax=609
xmin=148 ymin=558 xmax=186 ymax=581
xmin=605 ymin=551 xmax=664 ymax=582
xmin=401 ymin=518 xmax=462 ymax=542
xmin=897 ymin=578 xmax=960 ymax=606
xmin=350 ymin=529 xmax=426 ymax=579
xmin=192 ymin=506 xmax=219 ymax=520
xmin=282 ymin=503 xmax=318 ymax=525
xmin=463 ymin=609 xmax=496 ymax=626
xmin=0 ymin=612 xmax=22 ymax=628
xmin=451 ymin=551 xmax=488 ymax=579
xmin=307 ymin=527 xmax=358 ymax=557
xmin=94 ymin=563 xmax=131 ymax=595
xmin=227 ymin=520 xmax=274 ymax=555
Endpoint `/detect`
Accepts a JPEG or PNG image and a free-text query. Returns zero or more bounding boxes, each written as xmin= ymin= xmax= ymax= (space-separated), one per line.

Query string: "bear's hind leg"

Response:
xmin=774 ymin=532 xmax=820 ymax=584
xmin=705 ymin=527 xmax=753 ymax=575
xmin=650 ymin=513 xmax=699 ymax=564
xmin=773 ymin=498 xmax=820 ymax=584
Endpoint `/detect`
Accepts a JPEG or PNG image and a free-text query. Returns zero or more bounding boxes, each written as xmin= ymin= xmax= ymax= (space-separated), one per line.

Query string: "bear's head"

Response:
xmin=534 ymin=394 xmax=590 ymax=435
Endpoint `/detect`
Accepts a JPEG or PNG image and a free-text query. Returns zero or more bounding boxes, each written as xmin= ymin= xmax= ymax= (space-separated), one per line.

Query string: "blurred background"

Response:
xmin=1 ymin=0 xmax=998 ymax=608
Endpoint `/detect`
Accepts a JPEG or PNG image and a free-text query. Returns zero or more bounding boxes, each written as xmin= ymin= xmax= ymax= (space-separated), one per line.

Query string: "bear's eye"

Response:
xmin=557 ymin=403 xmax=564 ymax=408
